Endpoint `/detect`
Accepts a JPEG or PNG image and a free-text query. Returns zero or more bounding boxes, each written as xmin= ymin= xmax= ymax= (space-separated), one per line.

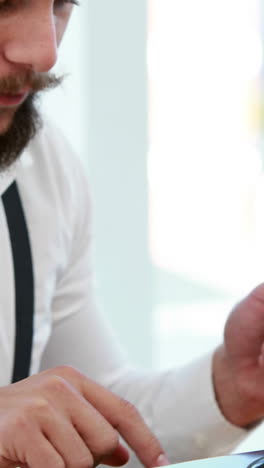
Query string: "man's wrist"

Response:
xmin=212 ymin=346 xmax=262 ymax=429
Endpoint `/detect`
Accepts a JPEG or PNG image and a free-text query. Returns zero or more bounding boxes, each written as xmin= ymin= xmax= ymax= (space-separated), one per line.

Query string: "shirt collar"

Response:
xmin=0 ymin=149 xmax=33 ymax=197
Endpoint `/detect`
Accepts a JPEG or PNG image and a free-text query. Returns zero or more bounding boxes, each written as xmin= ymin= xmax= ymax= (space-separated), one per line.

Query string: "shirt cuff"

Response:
xmin=153 ymin=352 xmax=247 ymax=462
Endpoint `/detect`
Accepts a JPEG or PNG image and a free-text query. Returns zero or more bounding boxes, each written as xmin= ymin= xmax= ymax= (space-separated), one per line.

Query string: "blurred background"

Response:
xmin=42 ymin=0 xmax=264 ymax=453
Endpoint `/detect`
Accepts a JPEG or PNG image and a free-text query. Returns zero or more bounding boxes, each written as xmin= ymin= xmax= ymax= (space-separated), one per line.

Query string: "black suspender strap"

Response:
xmin=2 ymin=181 xmax=34 ymax=383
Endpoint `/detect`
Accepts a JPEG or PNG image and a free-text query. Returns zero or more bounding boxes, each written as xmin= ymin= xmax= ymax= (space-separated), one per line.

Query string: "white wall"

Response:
xmin=42 ymin=1 xmax=152 ymax=367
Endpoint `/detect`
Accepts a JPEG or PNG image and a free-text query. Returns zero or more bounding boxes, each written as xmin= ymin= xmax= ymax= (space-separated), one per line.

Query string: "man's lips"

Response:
xmin=0 ymin=90 xmax=29 ymax=108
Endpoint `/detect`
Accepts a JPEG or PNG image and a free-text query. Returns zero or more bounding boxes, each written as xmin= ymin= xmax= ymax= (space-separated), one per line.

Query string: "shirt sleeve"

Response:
xmin=39 ymin=154 xmax=247 ymax=467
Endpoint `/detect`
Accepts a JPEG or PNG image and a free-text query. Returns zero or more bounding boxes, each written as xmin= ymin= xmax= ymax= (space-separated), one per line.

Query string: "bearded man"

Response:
xmin=1 ymin=1 xmax=264 ymax=468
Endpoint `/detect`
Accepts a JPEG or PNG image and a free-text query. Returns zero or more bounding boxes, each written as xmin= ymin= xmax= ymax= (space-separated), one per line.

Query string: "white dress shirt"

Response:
xmin=0 ymin=118 xmax=246 ymax=467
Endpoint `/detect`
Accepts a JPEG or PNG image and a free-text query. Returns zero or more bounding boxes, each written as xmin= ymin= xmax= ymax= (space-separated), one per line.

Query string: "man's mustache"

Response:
xmin=0 ymin=71 xmax=64 ymax=94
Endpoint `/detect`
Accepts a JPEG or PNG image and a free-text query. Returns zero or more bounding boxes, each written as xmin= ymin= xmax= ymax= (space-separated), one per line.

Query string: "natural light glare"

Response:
xmin=148 ymin=0 xmax=264 ymax=296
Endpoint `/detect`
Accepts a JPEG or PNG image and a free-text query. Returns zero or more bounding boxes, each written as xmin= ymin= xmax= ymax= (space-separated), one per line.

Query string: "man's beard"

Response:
xmin=0 ymin=94 xmax=40 ymax=171
xmin=0 ymin=71 xmax=63 ymax=172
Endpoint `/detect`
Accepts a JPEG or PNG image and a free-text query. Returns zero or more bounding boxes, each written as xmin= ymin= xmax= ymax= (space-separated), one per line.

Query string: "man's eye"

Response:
xmin=54 ymin=0 xmax=80 ymax=9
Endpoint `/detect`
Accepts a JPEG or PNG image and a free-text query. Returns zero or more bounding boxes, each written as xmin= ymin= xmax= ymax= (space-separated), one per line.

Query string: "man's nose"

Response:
xmin=4 ymin=12 xmax=58 ymax=73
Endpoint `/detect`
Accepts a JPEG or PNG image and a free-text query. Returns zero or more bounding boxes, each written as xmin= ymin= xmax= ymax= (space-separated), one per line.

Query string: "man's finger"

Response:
xmin=100 ymin=442 xmax=130 ymax=467
xmin=41 ymin=366 xmax=169 ymax=468
xmin=65 ymin=368 xmax=168 ymax=468
xmin=94 ymin=395 xmax=167 ymax=468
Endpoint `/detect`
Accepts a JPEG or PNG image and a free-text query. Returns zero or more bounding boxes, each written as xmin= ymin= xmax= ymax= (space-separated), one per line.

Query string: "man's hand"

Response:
xmin=213 ymin=283 xmax=264 ymax=428
xmin=0 ymin=366 xmax=168 ymax=468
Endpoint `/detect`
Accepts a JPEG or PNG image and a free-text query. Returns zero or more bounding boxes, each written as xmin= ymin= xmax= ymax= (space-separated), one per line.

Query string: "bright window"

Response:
xmin=148 ymin=0 xmax=264 ymax=450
